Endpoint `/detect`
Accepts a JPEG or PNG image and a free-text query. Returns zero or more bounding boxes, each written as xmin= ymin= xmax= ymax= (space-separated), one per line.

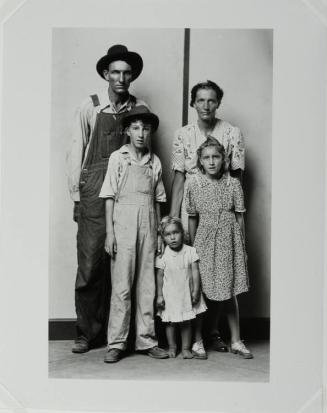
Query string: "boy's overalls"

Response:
xmin=108 ymin=155 xmax=158 ymax=350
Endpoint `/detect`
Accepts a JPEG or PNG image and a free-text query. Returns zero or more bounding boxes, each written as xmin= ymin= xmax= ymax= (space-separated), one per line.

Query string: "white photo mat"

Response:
xmin=0 ymin=0 xmax=326 ymax=412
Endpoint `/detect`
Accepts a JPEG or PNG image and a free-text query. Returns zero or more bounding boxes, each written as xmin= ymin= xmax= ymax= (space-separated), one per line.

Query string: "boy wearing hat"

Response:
xmin=99 ymin=106 xmax=168 ymax=363
xmin=68 ymin=45 xmax=148 ymax=354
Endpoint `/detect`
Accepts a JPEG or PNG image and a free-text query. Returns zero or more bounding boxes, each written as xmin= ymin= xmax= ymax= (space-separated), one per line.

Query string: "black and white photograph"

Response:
xmin=0 ymin=0 xmax=326 ymax=412
xmin=48 ymin=28 xmax=272 ymax=380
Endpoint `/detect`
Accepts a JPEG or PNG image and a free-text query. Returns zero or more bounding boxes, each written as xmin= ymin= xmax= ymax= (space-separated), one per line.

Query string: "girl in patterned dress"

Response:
xmin=155 ymin=217 xmax=207 ymax=359
xmin=186 ymin=137 xmax=253 ymax=359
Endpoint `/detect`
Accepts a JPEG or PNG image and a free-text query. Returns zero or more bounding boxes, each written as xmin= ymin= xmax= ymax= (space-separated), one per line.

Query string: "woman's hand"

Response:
xmin=105 ymin=231 xmax=117 ymax=257
xmin=156 ymin=235 xmax=164 ymax=257
xmin=156 ymin=295 xmax=165 ymax=310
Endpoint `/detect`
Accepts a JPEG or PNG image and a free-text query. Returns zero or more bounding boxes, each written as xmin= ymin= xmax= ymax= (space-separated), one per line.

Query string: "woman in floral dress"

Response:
xmin=170 ymin=80 xmax=245 ymax=351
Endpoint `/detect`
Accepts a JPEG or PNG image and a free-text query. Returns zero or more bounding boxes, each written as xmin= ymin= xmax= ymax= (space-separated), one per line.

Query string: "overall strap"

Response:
xmin=129 ymin=94 xmax=137 ymax=107
xmin=90 ymin=94 xmax=100 ymax=107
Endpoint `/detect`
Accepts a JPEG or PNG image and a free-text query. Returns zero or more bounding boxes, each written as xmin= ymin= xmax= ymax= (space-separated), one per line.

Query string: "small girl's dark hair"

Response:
xmin=196 ymin=136 xmax=229 ymax=173
xmin=159 ymin=216 xmax=184 ymax=237
xmin=190 ymin=80 xmax=224 ymax=107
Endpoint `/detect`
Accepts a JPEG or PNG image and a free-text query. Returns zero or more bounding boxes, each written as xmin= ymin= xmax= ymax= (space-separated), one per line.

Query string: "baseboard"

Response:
xmin=49 ymin=317 xmax=270 ymax=341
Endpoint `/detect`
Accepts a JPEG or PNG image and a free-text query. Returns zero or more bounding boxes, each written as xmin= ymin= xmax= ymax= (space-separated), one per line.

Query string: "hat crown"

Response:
xmin=128 ymin=105 xmax=150 ymax=116
xmin=107 ymin=44 xmax=128 ymax=55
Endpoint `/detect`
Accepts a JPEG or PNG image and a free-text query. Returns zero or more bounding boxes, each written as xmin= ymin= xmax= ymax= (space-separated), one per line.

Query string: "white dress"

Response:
xmin=155 ymin=244 xmax=207 ymax=322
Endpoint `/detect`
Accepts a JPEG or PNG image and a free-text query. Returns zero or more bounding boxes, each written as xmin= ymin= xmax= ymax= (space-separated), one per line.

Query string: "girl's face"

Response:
xmin=163 ymin=223 xmax=183 ymax=251
xmin=126 ymin=120 xmax=152 ymax=151
xmin=199 ymin=146 xmax=224 ymax=177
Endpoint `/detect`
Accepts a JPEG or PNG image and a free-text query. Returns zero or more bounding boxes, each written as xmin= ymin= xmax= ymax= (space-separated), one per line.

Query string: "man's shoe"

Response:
xmin=104 ymin=348 xmax=124 ymax=363
xmin=230 ymin=341 xmax=253 ymax=359
xmin=72 ymin=338 xmax=89 ymax=354
xmin=146 ymin=346 xmax=169 ymax=359
xmin=210 ymin=335 xmax=228 ymax=352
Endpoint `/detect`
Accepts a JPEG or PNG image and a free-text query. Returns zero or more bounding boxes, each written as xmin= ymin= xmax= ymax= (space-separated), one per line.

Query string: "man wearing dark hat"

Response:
xmin=67 ymin=45 xmax=148 ymax=353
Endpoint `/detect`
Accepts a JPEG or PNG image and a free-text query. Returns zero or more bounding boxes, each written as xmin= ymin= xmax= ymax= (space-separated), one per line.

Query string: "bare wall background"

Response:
xmin=49 ymin=28 xmax=272 ymax=319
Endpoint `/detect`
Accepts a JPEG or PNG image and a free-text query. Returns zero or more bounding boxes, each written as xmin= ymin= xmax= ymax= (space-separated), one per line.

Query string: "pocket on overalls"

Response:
xmin=101 ymin=130 xmax=124 ymax=159
xmin=101 ymin=131 xmax=111 ymax=159
xmin=134 ymin=168 xmax=153 ymax=194
xmin=80 ymin=170 xmax=105 ymax=218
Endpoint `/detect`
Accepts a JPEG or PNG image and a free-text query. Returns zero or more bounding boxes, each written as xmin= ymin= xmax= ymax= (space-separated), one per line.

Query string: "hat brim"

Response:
xmin=96 ymin=51 xmax=143 ymax=81
xmin=122 ymin=112 xmax=159 ymax=132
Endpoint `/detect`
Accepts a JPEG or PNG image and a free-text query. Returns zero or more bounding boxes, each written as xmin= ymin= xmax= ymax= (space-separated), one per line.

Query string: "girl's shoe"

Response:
xmin=230 ymin=341 xmax=253 ymax=359
xmin=192 ymin=340 xmax=207 ymax=360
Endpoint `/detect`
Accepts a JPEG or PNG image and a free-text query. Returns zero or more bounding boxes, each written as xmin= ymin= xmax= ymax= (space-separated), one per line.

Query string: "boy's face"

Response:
xmin=126 ymin=120 xmax=152 ymax=151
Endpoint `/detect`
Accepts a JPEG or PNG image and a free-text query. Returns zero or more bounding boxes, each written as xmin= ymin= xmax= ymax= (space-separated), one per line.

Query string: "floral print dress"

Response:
xmin=186 ymin=173 xmax=249 ymax=301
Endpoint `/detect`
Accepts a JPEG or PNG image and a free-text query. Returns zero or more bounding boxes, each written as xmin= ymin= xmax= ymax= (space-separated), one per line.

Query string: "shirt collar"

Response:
xmin=119 ymin=144 xmax=152 ymax=165
xmin=98 ymin=88 xmax=135 ymax=113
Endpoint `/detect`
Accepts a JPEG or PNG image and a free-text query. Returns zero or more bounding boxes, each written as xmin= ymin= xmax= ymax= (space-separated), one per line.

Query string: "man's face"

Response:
xmin=103 ymin=60 xmax=132 ymax=95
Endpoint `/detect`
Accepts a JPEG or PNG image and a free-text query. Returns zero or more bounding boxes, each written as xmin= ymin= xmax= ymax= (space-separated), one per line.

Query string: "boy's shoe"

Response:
xmin=210 ymin=334 xmax=228 ymax=352
xmin=230 ymin=341 xmax=253 ymax=359
xmin=192 ymin=340 xmax=207 ymax=360
xmin=104 ymin=348 xmax=124 ymax=363
xmin=146 ymin=346 xmax=169 ymax=359
xmin=72 ymin=337 xmax=89 ymax=353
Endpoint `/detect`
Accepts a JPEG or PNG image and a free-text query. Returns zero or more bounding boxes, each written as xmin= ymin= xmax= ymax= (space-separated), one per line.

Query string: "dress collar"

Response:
xmin=166 ymin=244 xmax=185 ymax=257
xmin=195 ymin=172 xmax=227 ymax=187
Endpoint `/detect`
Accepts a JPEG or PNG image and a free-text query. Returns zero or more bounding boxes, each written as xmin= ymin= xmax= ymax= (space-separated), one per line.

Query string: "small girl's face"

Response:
xmin=200 ymin=146 xmax=223 ymax=177
xmin=163 ymin=223 xmax=183 ymax=251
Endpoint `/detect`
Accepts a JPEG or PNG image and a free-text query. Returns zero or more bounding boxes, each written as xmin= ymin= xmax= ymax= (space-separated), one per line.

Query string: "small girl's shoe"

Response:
xmin=230 ymin=341 xmax=253 ymax=359
xmin=191 ymin=340 xmax=207 ymax=360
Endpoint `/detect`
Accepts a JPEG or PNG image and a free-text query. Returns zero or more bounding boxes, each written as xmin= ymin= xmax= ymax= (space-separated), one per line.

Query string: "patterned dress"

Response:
xmin=171 ymin=120 xmax=245 ymax=232
xmin=186 ymin=173 xmax=249 ymax=301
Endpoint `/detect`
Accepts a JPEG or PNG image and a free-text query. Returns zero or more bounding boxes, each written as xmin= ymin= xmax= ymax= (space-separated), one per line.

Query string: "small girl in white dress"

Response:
xmin=155 ymin=216 xmax=207 ymax=359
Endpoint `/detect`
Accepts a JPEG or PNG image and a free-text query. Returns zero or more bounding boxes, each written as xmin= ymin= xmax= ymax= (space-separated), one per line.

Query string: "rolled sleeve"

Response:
xmin=233 ymin=178 xmax=246 ymax=213
xmin=190 ymin=246 xmax=200 ymax=263
xmin=155 ymin=169 xmax=166 ymax=203
xmin=99 ymin=152 xmax=120 ymax=199
xmin=230 ymin=127 xmax=245 ymax=171
xmin=171 ymin=129 xmax=185 ymax=173
xmin=67 ymin=98 xmax=93 ymax=201
xmin=155 ymin=255 xmax=165 ymax=269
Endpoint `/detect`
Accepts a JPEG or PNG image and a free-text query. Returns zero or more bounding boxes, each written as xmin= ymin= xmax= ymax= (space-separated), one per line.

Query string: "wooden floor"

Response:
xmin=49 ymin=340 xmax=270 ymax=382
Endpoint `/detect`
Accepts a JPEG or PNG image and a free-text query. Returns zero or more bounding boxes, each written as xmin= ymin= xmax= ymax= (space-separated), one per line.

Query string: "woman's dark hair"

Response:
xmin=159 ymin=216 xmax=184 ymax=239
xmin=196 ymin=136 xmax=229 ymax=173
xmin=190 ymin=80 xmax=224 ymax=107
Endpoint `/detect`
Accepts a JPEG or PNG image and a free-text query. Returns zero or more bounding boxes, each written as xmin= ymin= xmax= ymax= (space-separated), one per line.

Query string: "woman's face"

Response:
xmin=193 ymin=88 xmax=219 ymax=122
xmin=200 ymin=145 xmax=223 ymax=177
